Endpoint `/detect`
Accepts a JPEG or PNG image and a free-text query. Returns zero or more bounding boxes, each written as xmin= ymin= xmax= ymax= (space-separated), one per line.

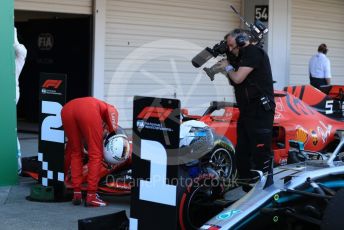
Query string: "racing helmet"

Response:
xmin=179 ymin=120 xmax=214 ymax=163
xmin=103 ymin=134 xmax=130 ymax=164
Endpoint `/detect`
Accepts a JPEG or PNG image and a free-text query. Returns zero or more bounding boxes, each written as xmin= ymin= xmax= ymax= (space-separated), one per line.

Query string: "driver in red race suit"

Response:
xmin=61 ymin=97 xmax=118 ymax=207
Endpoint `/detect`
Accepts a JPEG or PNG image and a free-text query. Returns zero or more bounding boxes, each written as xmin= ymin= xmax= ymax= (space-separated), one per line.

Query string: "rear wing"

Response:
xmin=284 ymin=85 xmax=344 ymax=121
xmin=321 ymin=85 xmax=344 ymax=100
xmin=284 ymin=85 xmax=327 ymax=106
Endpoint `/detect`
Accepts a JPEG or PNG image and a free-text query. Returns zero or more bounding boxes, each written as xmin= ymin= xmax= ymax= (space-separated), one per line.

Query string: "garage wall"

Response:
xmin=104 ymin=0 xmax=241 ymax=128
xmin=289 ymin=0 xmax=344 ymax=85
xmin=15 ymin=0 xmax=93 ymax=14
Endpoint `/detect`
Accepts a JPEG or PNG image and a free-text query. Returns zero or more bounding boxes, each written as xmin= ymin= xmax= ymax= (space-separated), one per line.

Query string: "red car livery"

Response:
xmin=184 ymin=85 xmax=344 ymax=165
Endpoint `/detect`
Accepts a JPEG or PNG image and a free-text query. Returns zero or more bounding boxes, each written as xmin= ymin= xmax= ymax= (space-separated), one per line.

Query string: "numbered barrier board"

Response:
xmin=38 ymin=73 xmax=66 ymax=199
xmin=130 ymin=96 xmax=180 ymax=230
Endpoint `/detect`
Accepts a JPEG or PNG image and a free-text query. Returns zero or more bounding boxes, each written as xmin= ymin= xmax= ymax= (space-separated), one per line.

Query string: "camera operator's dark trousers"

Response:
xmin=235 ymin=102 xmax=274 ymax=188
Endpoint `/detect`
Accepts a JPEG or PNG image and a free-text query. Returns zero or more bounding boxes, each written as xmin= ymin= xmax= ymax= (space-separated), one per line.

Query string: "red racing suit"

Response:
xmin=61 ymin=97 xmax=118 ymax=193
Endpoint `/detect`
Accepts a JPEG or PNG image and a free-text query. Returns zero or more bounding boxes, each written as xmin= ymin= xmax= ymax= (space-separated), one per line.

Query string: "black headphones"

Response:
xmin=233 ymin=29 xmax=249 ymax=47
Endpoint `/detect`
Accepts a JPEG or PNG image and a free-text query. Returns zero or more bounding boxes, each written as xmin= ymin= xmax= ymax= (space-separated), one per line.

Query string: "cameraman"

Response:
xmin=203 ymin=30 xmax=256 ymax=80
xmin=220 ymin=29 xmax=275 ymax=192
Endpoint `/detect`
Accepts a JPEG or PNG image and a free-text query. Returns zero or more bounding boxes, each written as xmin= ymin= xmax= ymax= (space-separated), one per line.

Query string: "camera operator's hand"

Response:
xmin=203 ymin=58 xmax=229 ymax=81
xmin=218 ymin=59 xmax=229 ymax=69
xmin=218 ymin=59 xmax=235 ymax=73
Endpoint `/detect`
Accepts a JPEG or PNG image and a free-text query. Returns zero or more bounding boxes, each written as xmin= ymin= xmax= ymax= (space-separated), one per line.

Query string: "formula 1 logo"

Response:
xmin=42 ymin=80 xmax=62 ymax=89
xmin=137 ymin=107 xmax=173 ymax=122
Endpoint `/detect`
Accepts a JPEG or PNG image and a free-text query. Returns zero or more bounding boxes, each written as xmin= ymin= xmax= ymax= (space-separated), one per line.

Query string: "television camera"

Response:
xmin=191 ymin=5 xmax=268 ymax=69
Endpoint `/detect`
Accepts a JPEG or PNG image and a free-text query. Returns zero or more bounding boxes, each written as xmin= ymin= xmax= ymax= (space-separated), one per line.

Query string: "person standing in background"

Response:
xmin=14 ymin=27 xmax=27 ymax=174
xmin=309 ymin=43 xmax=331 ymax=90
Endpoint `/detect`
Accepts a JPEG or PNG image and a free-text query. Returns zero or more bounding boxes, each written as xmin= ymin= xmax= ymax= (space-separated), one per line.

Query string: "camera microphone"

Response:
xmin=192 ymin=40 xmax=228 ymax=68
xmin=191 ymin=5 xmax=268 ymax=69
xmin=191 ymin=47 xmax=214 ymax=68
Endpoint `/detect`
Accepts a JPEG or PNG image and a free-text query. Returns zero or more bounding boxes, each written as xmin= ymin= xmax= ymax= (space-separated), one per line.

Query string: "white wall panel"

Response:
xmin=15 ymin=0 xmax=92 ymax=14
xmin=289 ymin=0 xmax=344 ymax=86
xmin=105 ymin=0 xmax=241 ymax=127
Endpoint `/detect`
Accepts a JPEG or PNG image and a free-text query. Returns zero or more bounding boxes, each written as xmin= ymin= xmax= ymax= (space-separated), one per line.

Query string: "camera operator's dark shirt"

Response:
xmin=232 ymin=44 xmax=274 ymax=112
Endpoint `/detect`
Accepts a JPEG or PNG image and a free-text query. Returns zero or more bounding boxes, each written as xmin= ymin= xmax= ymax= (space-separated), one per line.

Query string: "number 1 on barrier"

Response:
xmin=139 ymin=139 xmax=177 ymax=206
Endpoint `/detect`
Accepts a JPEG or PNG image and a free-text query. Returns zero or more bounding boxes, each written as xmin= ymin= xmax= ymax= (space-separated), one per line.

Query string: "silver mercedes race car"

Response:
xmin=181 ymin=130 xmax=344 ymax=230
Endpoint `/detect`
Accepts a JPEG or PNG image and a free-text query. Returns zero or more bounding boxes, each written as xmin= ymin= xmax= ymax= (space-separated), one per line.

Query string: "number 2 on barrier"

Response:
xmin=41 ymin=101 xmax=64 ymax=143
xmin=139 ymin=139 xmax=177 ymax=206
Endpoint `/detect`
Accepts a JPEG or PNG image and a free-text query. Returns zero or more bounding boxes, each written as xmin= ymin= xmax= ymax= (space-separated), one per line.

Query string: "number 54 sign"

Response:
xmin=255 ymin=5 xmax=269 ymax=22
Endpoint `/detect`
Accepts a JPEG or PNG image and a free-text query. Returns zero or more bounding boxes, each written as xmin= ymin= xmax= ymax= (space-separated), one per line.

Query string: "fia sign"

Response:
xmin=38 ymin=33 xmax=54 ymax=51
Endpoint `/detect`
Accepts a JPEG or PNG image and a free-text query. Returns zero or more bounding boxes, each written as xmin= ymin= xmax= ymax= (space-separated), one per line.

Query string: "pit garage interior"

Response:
xmin=14 ymin=4 xmax=93 ymax=132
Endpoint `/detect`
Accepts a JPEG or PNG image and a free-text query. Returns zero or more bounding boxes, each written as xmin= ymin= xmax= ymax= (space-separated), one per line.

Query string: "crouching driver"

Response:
xmin=62 ymin=97 xmax=119 ymax=207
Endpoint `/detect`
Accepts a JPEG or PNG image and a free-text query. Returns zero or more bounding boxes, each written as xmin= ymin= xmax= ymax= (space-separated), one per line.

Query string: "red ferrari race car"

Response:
xmin=182 ymin=85 xmax=344 ymax=166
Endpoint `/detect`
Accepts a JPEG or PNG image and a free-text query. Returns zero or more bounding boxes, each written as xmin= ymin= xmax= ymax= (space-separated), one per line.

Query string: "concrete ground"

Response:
xmin=0 ymin=177 xmax=130 ymax=230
